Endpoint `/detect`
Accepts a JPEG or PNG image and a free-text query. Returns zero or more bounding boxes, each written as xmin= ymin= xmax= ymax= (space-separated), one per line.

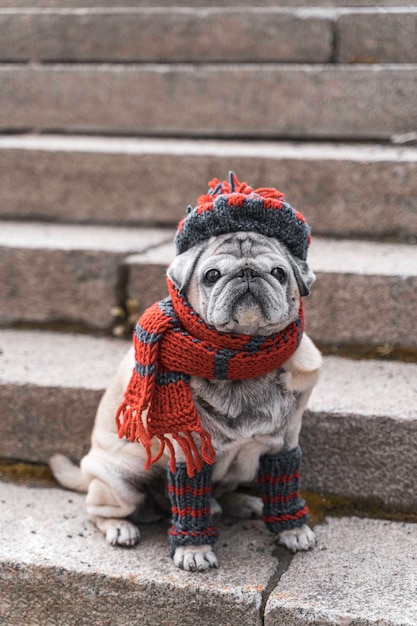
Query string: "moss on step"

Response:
xmin=317 ymin=341 xmax=417 ymax=364
xmin=304 ymin=490 xmax=417 ymax=526
xmin=0 ymin=458 xmax=57 ymax=489
xmin=1 ymin=458 xmax=416 ymax=525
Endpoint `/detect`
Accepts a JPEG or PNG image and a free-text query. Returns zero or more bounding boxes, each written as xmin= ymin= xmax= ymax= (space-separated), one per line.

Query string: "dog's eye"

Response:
xmin=271 ymin=267 xmax=287 ymax=283
xmin=204 ymin=269 xmax=221 ymax=285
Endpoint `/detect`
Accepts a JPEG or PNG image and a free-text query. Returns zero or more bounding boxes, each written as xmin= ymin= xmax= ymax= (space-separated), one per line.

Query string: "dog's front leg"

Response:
xmin=168 ymin=462 xmax=219 ymax=571
xmin=258 ymin=446 xmax=316 ymax=552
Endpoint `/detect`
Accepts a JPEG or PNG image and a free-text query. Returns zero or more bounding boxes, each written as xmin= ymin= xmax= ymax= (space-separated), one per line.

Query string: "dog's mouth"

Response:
xmin=212 ymin=284 xmax=289 ymax=335
xmin=231 ymin=291 xmax=263 ymax=326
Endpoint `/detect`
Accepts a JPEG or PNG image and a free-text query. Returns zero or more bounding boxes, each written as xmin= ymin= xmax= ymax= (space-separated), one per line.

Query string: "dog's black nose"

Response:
xmin=236 ymin=268 xmax=260 ymax=280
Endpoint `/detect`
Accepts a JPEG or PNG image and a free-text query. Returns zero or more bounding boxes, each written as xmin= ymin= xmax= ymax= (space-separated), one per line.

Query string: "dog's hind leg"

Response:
xmin=86 ymin=478 xmax=142 ymax=547
xmin=49 ymin=454 xmax=91 ymax=492
xmin=218 ymin=492 xmax=263 ymax=519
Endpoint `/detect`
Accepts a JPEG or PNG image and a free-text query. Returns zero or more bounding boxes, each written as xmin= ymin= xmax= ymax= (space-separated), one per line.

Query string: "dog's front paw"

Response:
xmin=173 ymin=545 xmax=218 ymax=572
xmin=278 ymin=524 xmax=316 ymax=553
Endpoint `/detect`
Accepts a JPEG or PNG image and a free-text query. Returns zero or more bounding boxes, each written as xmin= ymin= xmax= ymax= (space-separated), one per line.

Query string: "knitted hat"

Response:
xmin=175 ymin=172 xmax=311 ymax=261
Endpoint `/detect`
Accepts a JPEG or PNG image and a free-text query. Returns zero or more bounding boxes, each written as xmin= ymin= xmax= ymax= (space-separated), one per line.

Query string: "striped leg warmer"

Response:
xmin=258 ymin=446 xmax=309 ymax=534
xmin=168 ymin=462 xmax=218 ymax=556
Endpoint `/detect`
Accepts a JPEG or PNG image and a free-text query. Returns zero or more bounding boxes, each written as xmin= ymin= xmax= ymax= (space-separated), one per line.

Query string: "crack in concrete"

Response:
xmin=114 ymin=236 xmax=173 ymax=332
xmin=260 ymin=545 xmax=294 ymax=626
xmin=330 ymin=17 xmax=339 ymax=64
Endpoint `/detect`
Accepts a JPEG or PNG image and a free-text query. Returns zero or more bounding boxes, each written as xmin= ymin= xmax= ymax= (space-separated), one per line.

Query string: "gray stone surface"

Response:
xmin=0 ymin=222 xmax=171 ymax=329
xmin=0 ymin=246 xmax=122 ymax=329
xmin=1 ymin=65 xmax=416 ymax=139
xmin=1 ymin=136 xmax=416 ymax=240
xmin=309 ymin=356 xmax=417 ymax=422
xmin=0 ymin=385 xmax=100 ymax=463
xmin=337 ymin=10 xmax=417 ymax=63
xmin=0 ymin=329 xmax=129 ymax=390
xmin=4 ymin=7 xmax=417 ymax=65
xmin=0 ymin=221 xmax=172 ymax=253
xmin=3 ymin=0 xmax=417 ymax=7
xmin=1 ymin=329 xmax=416 ymax=509
xmin=126 ymin=264 xmax=171 ymax=313
xmin=306 ymin=238 xmax=417 ymax=349
xmin=0 ymin=330 xmax=129 ymax=462
xmin=306 ymin=272 xmax=417 ymax=348
xmin=265 ymin=516 xmax=417 ymax=625
xmin=0 ymin=484 xmax=416 ymax=625
xmin=0 ymin=482 xmax=278 ymax=626
xmin=303 ymin=357 xmax=417 ymax=509
xmin=126 ymin=244 xmax=174 ymax=314
xmin=0 ymin=8 xmax=332 ymax=63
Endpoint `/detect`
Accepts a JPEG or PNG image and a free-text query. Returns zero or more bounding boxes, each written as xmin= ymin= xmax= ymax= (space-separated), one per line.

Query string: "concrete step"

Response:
xmin=0 ymin=482 xmax=277 ymax=626
xmin=306 ymin=238 xmax=417 ymax=349
xmin=2 ymin=221 xmax=416 ymax=347
xmin=1 ymin=8 xmax=415 ymax=64
xmin=0 ymin=482 xmax=416 ymax=625
xmin=4 ymin=0 xmax=417 ymax=8
xmin=0 ymin=330 xmax=128 ymax=463
xmin=1 ymin=64 xmax=416 ymax=139
xmin=0 ymin=221 xmax=172 ymax=330
xmin=337 ymin=8 xmax=417 ymax=63
xmin=1 ymin=135 xmax=416 ymax=241
xmin=127 ymin=236 xmax=417 ymax=350
xmin=264 ymin=516 xmax=417 ymax=625
xmin=1 ymin=329 xmax=416 ymax=510
xmin=0 ymin=8 xmax=333 ymax=64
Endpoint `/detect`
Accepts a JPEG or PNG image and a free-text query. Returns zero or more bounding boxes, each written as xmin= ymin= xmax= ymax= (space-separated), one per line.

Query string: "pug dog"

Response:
xmin=50 ymin=226 xmax=321 ymax=572
xmin=50 ymin=172 xmax=321 ymax=571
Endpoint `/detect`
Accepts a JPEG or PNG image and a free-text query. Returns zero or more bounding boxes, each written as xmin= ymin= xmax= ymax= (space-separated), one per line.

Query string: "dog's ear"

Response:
xmin=167 ymin=242 xmax=206 ymax=293
xmin=289 ymin=256 xmax=316 ymax=297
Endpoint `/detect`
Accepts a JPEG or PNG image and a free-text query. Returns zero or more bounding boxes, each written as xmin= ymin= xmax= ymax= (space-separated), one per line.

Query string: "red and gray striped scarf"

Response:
xmin=116 ymin=279 xmax=304 ymax=477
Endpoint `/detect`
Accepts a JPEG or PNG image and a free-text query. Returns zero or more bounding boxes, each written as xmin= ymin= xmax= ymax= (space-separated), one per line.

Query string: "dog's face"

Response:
xmin=168 ymin=231 xmax=315 ymax=336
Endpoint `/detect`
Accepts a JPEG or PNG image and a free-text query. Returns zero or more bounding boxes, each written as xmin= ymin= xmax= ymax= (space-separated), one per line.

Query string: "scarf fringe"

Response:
xmin=116 ymin=400 xmax=215 ymax=478
xmin=115 ymin=403 xmax=149 ymax=446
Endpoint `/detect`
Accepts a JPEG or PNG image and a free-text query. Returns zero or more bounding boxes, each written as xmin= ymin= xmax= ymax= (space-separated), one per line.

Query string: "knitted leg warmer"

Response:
xmin=258 ymin=446 xmax=309 ymax=534
xmin=168 ymin=462 xmax=218 ymax=556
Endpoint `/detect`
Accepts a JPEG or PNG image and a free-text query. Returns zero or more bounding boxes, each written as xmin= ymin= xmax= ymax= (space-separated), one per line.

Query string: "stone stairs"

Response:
xmin=0 ymin=3 xmax=416 ymax=625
